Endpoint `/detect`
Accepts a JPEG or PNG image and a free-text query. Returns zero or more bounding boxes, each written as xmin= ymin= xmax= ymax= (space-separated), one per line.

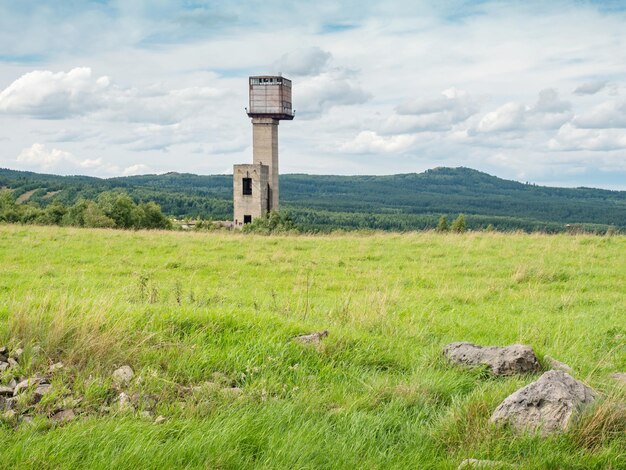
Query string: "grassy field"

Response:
xmin=0 ymin=224 xmax=624 ymax=469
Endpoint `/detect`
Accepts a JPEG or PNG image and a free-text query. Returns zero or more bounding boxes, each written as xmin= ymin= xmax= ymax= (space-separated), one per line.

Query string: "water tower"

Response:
xmin=233 ymin=76 xmax=294 ymax=227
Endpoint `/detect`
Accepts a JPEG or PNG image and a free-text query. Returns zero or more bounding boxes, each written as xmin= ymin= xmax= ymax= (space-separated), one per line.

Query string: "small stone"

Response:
xmin=0 ymin=362 xmax=8 ymax=372
xmin=443 ymin=342 xmax=540 ymax=376
xmin=21 ymin=415 xmax=34 ymax=424
xmin=33 ymin=384 xmax=52 ymax=403
xmin=0 ymin=354 xmax=7 ymax=362
xmin=11 ymin=348 xmax=23 ymax=360
xmin=610 ymin=372 xmax=626 ymax=383
xmin=7 ymin=358 xmax=18 ymax=368
xmin=458 ymin=459 xmax=515 ymax=469
xmin=544 ymin=355 xmax=573 ymax=374
xmin=117 ymin=392 xmax=134 ymax=411
xmin=48 ymin=362 xmax=65 ymax=373
xmin=8 ymin=379 xmax=17 ymax=389
xmin=0 ymin=346 xmax=7 ymax=355
xmin=112 ymin=365 xmax=134 ymax=386
xmin=0 ymin=386 xmax=13 ymax=396
xmin=222 ymin=387 xmax=243 ymax=396
xmin=13 ymin=378 xmax=42 ymax=395
xmin=293 ymin=330 xmax=329 ymax=344
xmin=154 ymin=415 xmax=166 ymax=424
xmin=490 ymin=370 xmax=595 ymax=435
xmin=51 ymin=409 xmax=75 ymax=423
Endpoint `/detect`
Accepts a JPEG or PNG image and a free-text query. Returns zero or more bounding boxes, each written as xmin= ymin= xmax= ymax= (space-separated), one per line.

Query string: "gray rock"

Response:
xmin=0 ymin=362 xmax=8 ymax=372
xmin=51 ymin=409 xmax=75 ymax=422
xmin=0 ymin=354 xmax=7 ymax=362
xmin=117 ymin=392 xmax=134 ymax=411
xmin=490 ymin=370 xmax=595 ymax=435
xmin=443 ymin=342 xmax=540 ymax=376
xmin=154 ymin=415 xmax=166 ymax=425
xmin=0 ymin=346 xmax=7 ymax=355
xmin=48 ymin=362 xmax=65 ymax=373
xmin=0 ymin=386 xmax=13 ymax=396
xmin=610 ymin=372 xmax=626 ymax=384
xmin=544 ymin=355 xmax=573 ymax=374
xmin=458 ymin=459 xmax=515 ymax=469
xmin=33 ymin=384 xmax=52 ymax=403
xmin=11 ymin=348 xmax=23 ymax=360
xmin=7 ymin=358 xmax=18 ymax=368
xmin=112 ymin=365 xmax=134 ymax=385
xmin=293 ymin=330 xmax=329 ymax=344
xmin=8 ymin=379 xmax=17 ymax=389
xmin=13 ymin=378 xmax=42 ymax=396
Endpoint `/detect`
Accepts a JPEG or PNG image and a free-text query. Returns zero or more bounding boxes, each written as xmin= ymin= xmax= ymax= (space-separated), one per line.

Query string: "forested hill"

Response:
xmin=2 ymin=166 xmax=626 ymax=232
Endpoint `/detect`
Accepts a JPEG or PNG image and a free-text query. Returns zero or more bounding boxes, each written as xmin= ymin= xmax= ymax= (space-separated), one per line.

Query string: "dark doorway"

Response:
xmin=242 ymin=178 xmax=252 ymax=195
xmin=243 ymin=215 xmax=252 ymax=224
xmin=267 ymin=184 xmax=272 ymax=212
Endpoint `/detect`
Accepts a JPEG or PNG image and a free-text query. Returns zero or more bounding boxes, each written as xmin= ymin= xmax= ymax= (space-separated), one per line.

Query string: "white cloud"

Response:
xmin=573 ymin=81 xmax=607 ymax=95
xmin=0 ymin=67 xmax=109 ymax=118
xmin=122 ymin=164 xmax=152 ymax=176
xmin=16 ymin=143 xmax=109 ymax=171
xmin=273 ymin=47 xmax=332 ymax=76
xmin=340 ymin=131 xmax=417 ymax=154
xmin=385 ymin=88 xmax=480 ymax=133
xmin=549 ymin=124 xmax=626 ymax=151
xmin=477 ymin=89 xmax=572 ymax=133
xmin=0 ymin=67 xmax=224 ymax=124
xmin=296 ymin=71 xmax=370 ymax=118
xmin=572 ymin=99 xmax=626 ymax=129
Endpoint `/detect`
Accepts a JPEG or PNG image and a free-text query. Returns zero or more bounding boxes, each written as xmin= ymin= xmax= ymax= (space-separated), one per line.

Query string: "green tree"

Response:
xmin=136 ymin=202 xmax=172 ymax=229
xmin=0 ymin=189 xmax=20 ymax=223
xmin=451 ymin=214 xmax=466 ymax=233
xmin=436 ymin=215 xmax=449 ymax=232
xmin=83 ymin=201 xmax=116 ymax=228
xmin=97 ymin=192 xmax=137 ymax=228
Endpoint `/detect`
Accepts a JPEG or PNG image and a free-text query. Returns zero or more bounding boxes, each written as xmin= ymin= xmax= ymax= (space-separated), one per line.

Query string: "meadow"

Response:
xmin=0 ymin=224 xmax=624 ymax=469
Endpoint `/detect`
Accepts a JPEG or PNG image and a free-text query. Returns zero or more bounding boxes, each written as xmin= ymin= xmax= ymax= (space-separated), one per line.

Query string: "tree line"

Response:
xmin=0 ymin=189 xmax=171 ymax=230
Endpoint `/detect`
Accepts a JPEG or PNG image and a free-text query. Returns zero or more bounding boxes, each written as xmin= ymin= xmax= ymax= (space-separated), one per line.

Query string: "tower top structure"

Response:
xmin=247 ymin=76 xmax=294 ymax=121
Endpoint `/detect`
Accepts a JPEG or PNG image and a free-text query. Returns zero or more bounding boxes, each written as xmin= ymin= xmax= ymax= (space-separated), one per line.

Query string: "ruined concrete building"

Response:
xmin=233 ymin=76 xmax=294 ymax=227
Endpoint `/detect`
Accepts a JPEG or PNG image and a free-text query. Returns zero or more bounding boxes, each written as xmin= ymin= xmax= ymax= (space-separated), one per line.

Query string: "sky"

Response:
xmin=1 ymin=1 xmax=626 ymax=189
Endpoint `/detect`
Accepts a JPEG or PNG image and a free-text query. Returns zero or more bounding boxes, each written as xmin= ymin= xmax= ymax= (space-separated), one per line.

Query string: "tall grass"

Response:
xmin=0 ymin=225 xmax=624 ymax=468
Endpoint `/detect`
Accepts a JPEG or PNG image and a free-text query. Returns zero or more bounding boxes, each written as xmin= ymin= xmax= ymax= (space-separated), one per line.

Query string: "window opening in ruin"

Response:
xmin=242 ymin=177 xmax=252 ymax=195
xmin=244 ymin=215 xmax=252 ymax=224
xmin=267 ymin=184 xmax=271 ymax=212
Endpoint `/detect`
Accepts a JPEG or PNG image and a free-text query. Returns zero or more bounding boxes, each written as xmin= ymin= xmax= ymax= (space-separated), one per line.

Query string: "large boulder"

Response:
xmin=443 ymin=342 xmax=540 ymax=376
xmin=490 ymin=370 xmax=595 ymax=435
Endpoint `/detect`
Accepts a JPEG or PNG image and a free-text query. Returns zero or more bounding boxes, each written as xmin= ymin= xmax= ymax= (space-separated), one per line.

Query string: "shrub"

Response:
xmin=436 ymin=215 xmax=449 ymax=232
xmin=242 ymin=211 xmax=298 ymax=234
xmin=450 ymin=214 xmax=466 ymax=233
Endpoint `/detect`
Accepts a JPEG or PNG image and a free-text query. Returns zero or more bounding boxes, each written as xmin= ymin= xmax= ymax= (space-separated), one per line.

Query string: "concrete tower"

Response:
xmin=233 ymin=76 xmax=294 ymax=227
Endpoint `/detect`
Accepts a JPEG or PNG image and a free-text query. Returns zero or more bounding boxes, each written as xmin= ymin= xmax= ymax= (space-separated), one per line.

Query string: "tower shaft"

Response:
xmin=252 ymin=117 xmax=279 ymax=211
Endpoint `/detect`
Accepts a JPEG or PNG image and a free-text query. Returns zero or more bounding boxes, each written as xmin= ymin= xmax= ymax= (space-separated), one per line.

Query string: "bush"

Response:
xmin=242 ymin=211 xmax=298 ymax=234
xmin=436 ymin=215 xmax=449 ymax=232
xmin=451 ymin=214 xmax=466 ymax=233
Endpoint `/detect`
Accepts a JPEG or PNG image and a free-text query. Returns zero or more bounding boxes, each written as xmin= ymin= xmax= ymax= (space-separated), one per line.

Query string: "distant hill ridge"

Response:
xmin=1 ymin=166 xmax=625 ymax=232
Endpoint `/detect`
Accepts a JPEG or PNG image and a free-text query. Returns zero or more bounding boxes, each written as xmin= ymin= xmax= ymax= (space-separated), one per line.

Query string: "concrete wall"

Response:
xmin=233 ymin=163 xmax=269 ymax=228
xmin=252 ymin=118 xmax=279 ymax=211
